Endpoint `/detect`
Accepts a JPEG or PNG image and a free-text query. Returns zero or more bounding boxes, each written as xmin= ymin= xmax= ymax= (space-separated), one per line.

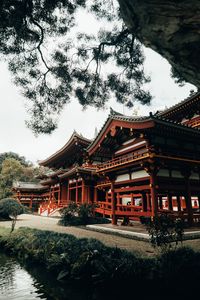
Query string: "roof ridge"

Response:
xmin=158 ymin=90 xmax=200 ymax=117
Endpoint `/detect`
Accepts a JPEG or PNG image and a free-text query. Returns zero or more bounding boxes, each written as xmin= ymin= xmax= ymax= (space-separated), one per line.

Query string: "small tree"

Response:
xmin=145 ymin=214 xmax=184 ymax=253
xmin=0 ymin=198 xmax=26 ymax=232
xmin=59 ymin=203 xmax=79 ymax=226
xmin=78 ymin=203 xmax=95 ymax=225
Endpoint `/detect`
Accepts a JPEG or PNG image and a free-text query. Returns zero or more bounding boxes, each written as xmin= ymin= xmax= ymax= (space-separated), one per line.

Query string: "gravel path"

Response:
xmin=0 ymin=214 xmax=154 ymax=256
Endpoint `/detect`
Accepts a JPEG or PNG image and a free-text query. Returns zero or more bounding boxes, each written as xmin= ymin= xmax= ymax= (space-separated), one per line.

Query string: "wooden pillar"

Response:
xmin=111 ymin=180 xmax=117 ymax=225
xmin=67 ymin=181 xmax=70 ymax=202
xmin=185 ymin=179 xmax=193 ymax=225
xmin=168 ymin=194 xmax=173 ymax=211
xmin=76 ymin=180 xmax=78 ymax=204
xmin=142 ymin=193 xmax=147 ymax=212
xmin=146 ymin=193 xmax=151 ymax=210
xmin=150 ymin=172 xmax=158 ymax=218
xmin=58 ymin=184 xmax=61 ymax=206
xmin=81 ymin=179 xmax=85 ymax=204
xmin=177 ymin=195 xmax=182 ymax=212
xmin=159 ymin=196 xmax=163 ymax=210
xmin=94 ymin=187 xmax=97 ymax=203
xmin=30 ymin=196 xmax=33 ymax=209
xmin=198 ymin=195 xmax=200 ymax=210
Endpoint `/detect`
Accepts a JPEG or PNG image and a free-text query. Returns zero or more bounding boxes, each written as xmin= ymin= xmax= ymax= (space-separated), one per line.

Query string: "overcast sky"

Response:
xmin=0 ymin=11 xmax=196 ymax=165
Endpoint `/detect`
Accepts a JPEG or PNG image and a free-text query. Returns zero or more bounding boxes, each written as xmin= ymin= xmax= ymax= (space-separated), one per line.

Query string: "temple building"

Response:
xmin=13 ymin=91 xmax=200 ymax=224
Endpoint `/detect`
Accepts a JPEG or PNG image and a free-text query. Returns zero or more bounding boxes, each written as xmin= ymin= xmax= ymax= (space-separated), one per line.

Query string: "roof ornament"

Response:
xmin=109 ymin=107 xmax=123 ymax=116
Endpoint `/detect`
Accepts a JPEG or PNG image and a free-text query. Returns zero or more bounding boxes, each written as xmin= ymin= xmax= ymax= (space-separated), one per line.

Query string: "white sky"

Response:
xmin=0 ymin=10 xmax=196 ymax=165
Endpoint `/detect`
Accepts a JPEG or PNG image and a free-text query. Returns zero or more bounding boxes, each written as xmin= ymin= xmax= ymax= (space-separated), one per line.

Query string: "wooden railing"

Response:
xmin=94 ymin=201 xmax=152 ymax=217
xmin=39 ymin=198 xmax=69 ymax=215
xmin=97 ymin=151 xmax=149 ymax=172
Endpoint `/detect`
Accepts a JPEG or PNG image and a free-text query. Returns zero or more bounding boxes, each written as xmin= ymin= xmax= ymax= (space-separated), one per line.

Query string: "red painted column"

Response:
xmin=198 ymin=195 xmax=200 ymax=210
xmin=58 ymin=183 xmax=61 ymax=206
xmin=30 ymin=196 xmax=33 ymax=209
xmin=67 ymin=181 xmax=70 ymax=202
xmin=111 ymin=180 xmax=117 ymax=225
xmin=142 ymin=193 xmax=147 ymax=212
xmin=150 ymin=172 xmax=158 ymax=218
xmin=81 ymin=179 xmax=85 ymax=204
xmin=168 ymin=194 xmax=173 ymax=211
xmin=185 ymin=179 xmax=193 ymax=225
xmin=76 ymin=180 xmax=78 ymax=204
xmin=177 ymin=195 xmax=182 ymax=212
xmin=94 ymin=187 xmax=97 ymax=203
xmin=159 ymin=196 xmax=163 ymax=210
xmin=146 ymin=193 xmax=151 ymax=211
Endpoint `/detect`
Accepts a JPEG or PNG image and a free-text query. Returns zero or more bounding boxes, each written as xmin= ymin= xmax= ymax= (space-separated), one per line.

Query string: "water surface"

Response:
xmin=0 ymin=252 xmax=50 ymax=299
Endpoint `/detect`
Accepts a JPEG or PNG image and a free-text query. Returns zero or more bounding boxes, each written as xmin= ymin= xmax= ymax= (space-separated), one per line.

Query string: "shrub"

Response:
xmin=145 ymin=214 xmax=184 ymax=253
xmin=0 ymin=198 xmax=26 ymax=231
xmin=58 ymin=203 xmax=110 ymax=226
xmin=78 ymin=203 xmax=94 ymax=225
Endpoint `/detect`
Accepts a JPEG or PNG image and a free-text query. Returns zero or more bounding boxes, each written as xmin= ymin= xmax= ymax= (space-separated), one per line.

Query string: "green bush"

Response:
xmin=58 ymin=203 xmax=110 ymax=226
xmin=145 ymin=214 xmax=184 ymax=253
xmin=0 ymin=198 xmax=27 ymax=231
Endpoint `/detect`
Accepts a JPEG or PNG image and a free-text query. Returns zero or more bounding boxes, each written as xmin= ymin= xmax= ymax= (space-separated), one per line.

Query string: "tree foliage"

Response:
xmin=0 ymin=198 xmax=26 ymax=231
xmin=0 ymin=152 xmax=30 ymax=171
xmin=0 ymin=157 xmax=38 ymax=199
xmin=0 ymin=0 xmax=152 ymax=134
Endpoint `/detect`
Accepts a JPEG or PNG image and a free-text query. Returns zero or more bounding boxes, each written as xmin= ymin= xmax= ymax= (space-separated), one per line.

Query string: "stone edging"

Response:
xmin=85 ymin=225 xmax=150 ymax=241
xmin=85 ymin=225 xmax=200 ymax=242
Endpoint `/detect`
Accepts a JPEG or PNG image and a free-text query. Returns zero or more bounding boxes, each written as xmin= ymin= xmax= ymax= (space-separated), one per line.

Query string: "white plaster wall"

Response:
xmin=122 ymin=197 xmax=131 ymax=205
xmin=190 ymin=172 xmax=199 ymax=180
xmin=157 ymin=169 xmax=170 ymax=177
xmin=131 ymin=170 xmax=149 ymax=179
xmin=115 ymin=173 xmax=130 ymax=182
xmin=115 ymin=141 xmax=146 ymax=154
xmin=171 ymin=170 xmax=184 ymax=178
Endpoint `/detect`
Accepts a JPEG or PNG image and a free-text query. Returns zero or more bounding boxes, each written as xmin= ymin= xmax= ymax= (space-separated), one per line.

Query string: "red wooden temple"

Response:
xmin=13 ymin=92 xmax=200 ymax=224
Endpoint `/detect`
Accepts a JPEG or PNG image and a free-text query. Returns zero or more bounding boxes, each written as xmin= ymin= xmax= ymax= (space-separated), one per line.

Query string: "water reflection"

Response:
xmin=0 ymin=253 xmax=49 ymax=300
xmin=0 ymin=253 xmax=96 ymax=300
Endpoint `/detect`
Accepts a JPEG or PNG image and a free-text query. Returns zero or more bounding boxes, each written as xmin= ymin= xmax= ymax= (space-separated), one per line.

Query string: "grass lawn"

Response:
xmin=0 ymin=226 xmax=11 ymax=237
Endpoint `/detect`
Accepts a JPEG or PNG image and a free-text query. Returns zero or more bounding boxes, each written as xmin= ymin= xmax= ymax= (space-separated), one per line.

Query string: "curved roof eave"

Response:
xmin=39 ymin=131 xmax=92 ymax=167
xmin=87 ymin=110 xmax=154 ymax=156
xmin=157 ymin=91 xmax=200 ymax=118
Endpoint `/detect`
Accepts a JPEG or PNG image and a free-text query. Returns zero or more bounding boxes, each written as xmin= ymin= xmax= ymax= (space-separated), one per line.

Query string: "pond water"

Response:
xmin=0 ymin=252 xmax=52 ymax=299
xmin=0 ymin=252 xmax=92 ymax=300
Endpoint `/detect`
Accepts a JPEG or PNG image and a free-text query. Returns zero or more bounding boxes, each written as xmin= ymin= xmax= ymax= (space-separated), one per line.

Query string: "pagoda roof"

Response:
xmin=13 ymin=181 xmax=47 ymax=192
xmin=59 ymin=166 xmax=96 ymax=179
xmin=87 ymin=107 xmax=200 ymax=157
xmin=39 ymin=131 xmax=91 ymax=169
xmin=157 ymin=91 xmax=200 ymax=120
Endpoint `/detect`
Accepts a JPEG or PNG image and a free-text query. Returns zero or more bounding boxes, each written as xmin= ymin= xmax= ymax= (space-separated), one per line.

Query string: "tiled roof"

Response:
xmin=39 ymin=131 xmax=92 ymax=167
xmin=87 ymin=108 xmax=150 ymax=151
xmin=13 ymin=181 xmax=47 ymax=191
xmin=59 ymin=166 xmax=96 ymax=179
xmin=157 ymin=91 xmax=200 ymax=118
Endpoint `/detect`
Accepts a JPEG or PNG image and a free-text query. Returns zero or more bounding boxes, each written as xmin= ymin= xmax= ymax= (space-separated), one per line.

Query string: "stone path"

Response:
xmin=1 ymin=214 xmax=200 ymax=255
xmin=0 ymin=214 xmax=154 ymax=256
